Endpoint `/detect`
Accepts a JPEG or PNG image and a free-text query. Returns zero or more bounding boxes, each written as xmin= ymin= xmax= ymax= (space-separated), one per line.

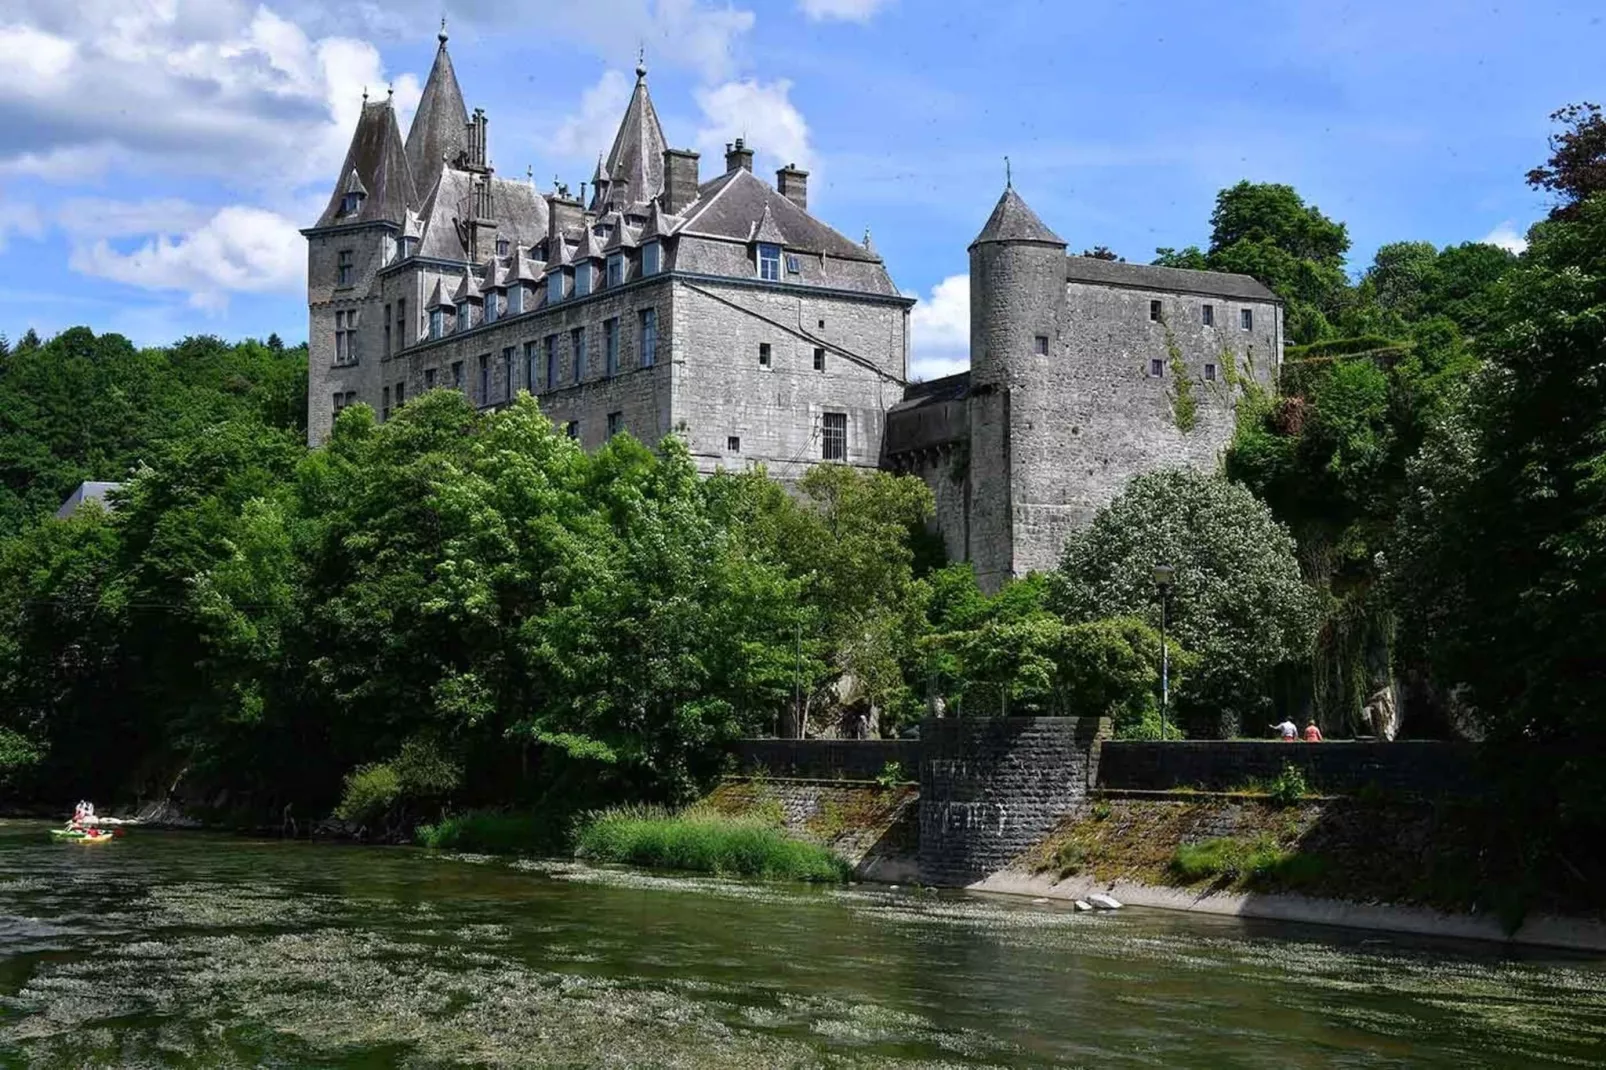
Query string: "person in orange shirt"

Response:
xmin=1303 ymin=720 xmax=1323 ymax=742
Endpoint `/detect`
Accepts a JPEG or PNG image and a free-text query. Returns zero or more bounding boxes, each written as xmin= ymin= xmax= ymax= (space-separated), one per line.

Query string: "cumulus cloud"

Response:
xmin=909 ymin=274 xmax=970 ymax=381
xmin=0 ymin=193 xmax=45 ymax=252
xmin=1480 ymin=221 xmax=1528 ymax=255
xmin=551 ymin=70 xmax=635 ymax=166
xmin=695 ymin=79 xmax=814 ymax=172
xmin=797 ymin=0 xmax=895 ymax=23
xmin=67 ymin=205 xmax=304 ymax=312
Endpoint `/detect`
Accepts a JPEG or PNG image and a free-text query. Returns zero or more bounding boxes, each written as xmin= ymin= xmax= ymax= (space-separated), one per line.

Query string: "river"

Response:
xmin=0 ymin=820 xmax=1601 ymax=1068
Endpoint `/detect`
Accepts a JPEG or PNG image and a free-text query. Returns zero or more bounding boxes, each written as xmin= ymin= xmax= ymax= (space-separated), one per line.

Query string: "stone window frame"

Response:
xmin=607 ymin=411 xmax=623 ymax=438
xmin=336 ymin=249 xmax=355 ymax=287
xmin=757 ymin=243 xmax=781 ymax=282
xmin=451 ymin=360 xmax=464 ymax=391
xmin=1149 ymin=357 xmax=1165 ymax=378
xmin=571 ymin=326 xmax=586 ymax=383
xmin=496 ymin=238 xmax=511 ymax=257
xmin=1202 ymin=303 xmax=1214 ymax=327
xmin=758 ymin=341 xmax=772 ymax=370
xmin=424 ymin=367 xmax=437 ymax=390
xmin=821 ymin=411 xmax=848 ymax=461
xmin=1148 ymin=299 xmax=1162 ymax=322
xmin=382 ymin=385 xmax=391 ymax=421
xmin=1204 ymin=362 xmax=1218 ymax=382
xmin=1033 ymin=335 xmax=1049 ymax=355
xmin=545 ymin=334 xmax=559 ymax=390
xmin=639 ymin=308 xmax=658 ymax=368
xmin=813 ymin=346 xmax=826 ymax=372
xmin=524 ymin=341 xmax=539 ymax=393
xmin=604 ymin=317 xmax=619 ymax=377
xmin=1241 ymin=308 xmax=1254 ymax=331
xmin=501 ymin=346 xmax=515 ymax=401
xmin=727 ymin=435 xmax=741 ymax=453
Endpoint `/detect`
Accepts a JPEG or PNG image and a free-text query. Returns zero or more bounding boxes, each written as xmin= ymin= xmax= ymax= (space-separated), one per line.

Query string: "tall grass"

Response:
xmin=575 ymin=806 xmax=851 ymax=882
xmin=415 ymin=810 xmax=559 ymax=855
xmin=1170 ymin=834 xmax=1327 ymax=889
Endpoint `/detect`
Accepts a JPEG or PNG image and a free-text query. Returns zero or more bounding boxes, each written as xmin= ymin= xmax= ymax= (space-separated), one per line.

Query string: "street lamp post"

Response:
xmin=1152 ymin=564 xmax=1176 ymax=741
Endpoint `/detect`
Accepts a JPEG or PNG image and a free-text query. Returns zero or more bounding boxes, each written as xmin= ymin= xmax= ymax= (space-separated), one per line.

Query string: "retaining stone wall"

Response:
xmin=731 ymin=739 xmax=920 ymax=782
xmin=918 ymin=716 xmax=1108 ymax=886
xmin=1097 ymin=741 xmax=1481 ymax=796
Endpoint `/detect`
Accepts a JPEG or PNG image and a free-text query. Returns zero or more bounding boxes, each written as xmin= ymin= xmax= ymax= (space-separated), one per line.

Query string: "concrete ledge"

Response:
xmin=970 ymin=870 xmax=1606 ymax=953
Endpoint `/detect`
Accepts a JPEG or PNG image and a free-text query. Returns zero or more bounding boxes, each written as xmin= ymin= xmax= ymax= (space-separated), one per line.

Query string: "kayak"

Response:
xmin=50 ymin=828 xmax=115 ymax=844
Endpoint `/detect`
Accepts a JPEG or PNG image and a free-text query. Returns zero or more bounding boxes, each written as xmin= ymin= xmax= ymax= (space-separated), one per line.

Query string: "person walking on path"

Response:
xmin=1271 ymin=719 xmax=1298 ymax=742
xmin=1303 ymin=720 xmax=1323 ymax=742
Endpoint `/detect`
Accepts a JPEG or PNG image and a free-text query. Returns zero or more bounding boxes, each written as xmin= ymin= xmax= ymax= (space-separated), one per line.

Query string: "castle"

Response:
xmin=306 ymin=28 xmax=1281 ymax=590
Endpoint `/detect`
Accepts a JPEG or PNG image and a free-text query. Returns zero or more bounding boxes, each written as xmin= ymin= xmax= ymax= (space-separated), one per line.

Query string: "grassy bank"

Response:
xmin=575 ymin=806 xmax=851 ymax=882
xmin=415 ymin=810 xmax=563 ymax=855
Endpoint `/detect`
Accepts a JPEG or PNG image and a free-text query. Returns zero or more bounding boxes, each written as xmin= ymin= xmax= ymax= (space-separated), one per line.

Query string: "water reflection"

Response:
xmin=0 ymin=821 xmax=1600 ymax=1068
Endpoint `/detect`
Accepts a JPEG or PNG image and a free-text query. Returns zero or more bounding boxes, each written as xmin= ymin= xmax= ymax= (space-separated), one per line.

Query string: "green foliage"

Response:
xmin=1169 ymin=834 xmax=1320 ymax=887
xmin=1267 ymin=764 xmax=1310 ymax=807
xmin=574 ymin=806 xmax=851 ymax=882
xmin=334 ymin=763 xmax=401 ymax=824
xmin=1164 ymin=326 xmax=1198 ymax=433
xmin=875 ymin=761 xmax=908 ymax=788
xmin=1525 ymin=102 xmax=1606 ymax=220
xmin=1049 ymin=470 xmax=1319 ymax=737
xmin=415 ymin=809 xmax=559 ymax=855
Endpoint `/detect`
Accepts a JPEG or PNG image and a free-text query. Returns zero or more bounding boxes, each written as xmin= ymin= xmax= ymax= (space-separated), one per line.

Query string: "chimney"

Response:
xmin=662 ymin=148 xmax=700 ymax=214
xmin=462 ymin=108 xmax=490 ymax=172
xmin=776 ymin=164 xmax=808 ymax=211
xmin=724 ymin=138 xmax=754 ymax=173
xmin=547 ymin=189 xmax=584 ymax=250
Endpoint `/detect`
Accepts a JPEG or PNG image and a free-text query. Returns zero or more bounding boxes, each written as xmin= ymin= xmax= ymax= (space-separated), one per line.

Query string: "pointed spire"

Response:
xmin=969 ymin=185 xmax=1065 ymax=250
xmin=406 ymin=22 xmax=470 ymax=191
xmin=594 ymin=61 xmax=668 ymax=211
xmin=314 ymin=96 xmax=418 ymax=229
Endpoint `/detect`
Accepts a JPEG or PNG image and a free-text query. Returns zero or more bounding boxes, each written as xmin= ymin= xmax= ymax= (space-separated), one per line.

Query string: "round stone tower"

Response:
xmin=965 ymin=184 xmax=1067 ymax=590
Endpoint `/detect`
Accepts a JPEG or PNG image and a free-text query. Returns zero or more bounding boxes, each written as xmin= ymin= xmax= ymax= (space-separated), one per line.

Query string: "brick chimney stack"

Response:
xmin=662 ymin=148 xmax=700 ymax=214
xmin=724 ymin=138 xmax=754 ymax=173
xmin=776 ymin=164 xmax=808 ymax=211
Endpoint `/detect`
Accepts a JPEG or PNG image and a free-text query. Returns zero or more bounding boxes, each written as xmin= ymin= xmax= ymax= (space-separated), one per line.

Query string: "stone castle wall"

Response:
xmin=1098 ymin=741 xmax=1481 ymax=797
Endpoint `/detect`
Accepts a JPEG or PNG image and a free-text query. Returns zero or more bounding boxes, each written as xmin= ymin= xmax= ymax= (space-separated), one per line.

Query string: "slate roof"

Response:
xmin=679 ymin=169 xmax=879 ymax=262
xmin=891 ymin=372 xmax=970 ymax=412
xmin=313 ymin=100 xmax=417 ymax=229
xmin=592 ymin=65 xmax=667 ymax=213
xmin=406 ymin=34 xmax=470 ymax=193
xmin=453 ymin=269 xmax=483 ymax=303
xmin=415 ymin=169 xmax=547 ymax=261
xmin=970 ymin=187 xmax=1065 ymax=249
xmin=55 ymin=481 xmax=124 ymax=520
xmin=1064 ymin=257 xmax=1280 ymax=302
xmin=425 ymin=277 xmax=454 ymax=309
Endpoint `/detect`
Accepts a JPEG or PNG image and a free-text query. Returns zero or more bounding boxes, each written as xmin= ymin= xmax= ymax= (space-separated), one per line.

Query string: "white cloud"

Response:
xmin=797 ymin=0 xmax=894 ymax=23
xmin=1480 ymin=221 xmax=1528 ymax=255
xmin=0 ymin=190 xmax=44 ymax=252
xmin=551 ymin=70 xmax=635 ymax=166
xmin=695 ymin=79 xmax=814 ymax=172
xmin=909 ymin=274 xmax=970 ymax=381
xmin=67 ymin=205 xmax=304 ymax=312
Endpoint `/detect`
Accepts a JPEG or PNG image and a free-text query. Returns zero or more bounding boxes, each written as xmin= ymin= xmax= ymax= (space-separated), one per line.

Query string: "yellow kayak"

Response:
xmin=51 ymin=828 xmax=115 ymax=844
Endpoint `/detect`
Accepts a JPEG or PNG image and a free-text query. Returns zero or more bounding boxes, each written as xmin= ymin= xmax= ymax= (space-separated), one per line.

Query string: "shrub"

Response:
xmin=415 ymin=810 xmax=558 ymax=855
xmin=876 ymin=761 xmax=907 ymax=789
xmin=1170 ymin=834 xmax=1326 ymax=890
xmin=334 ymin=762 xmax=401 ymax=823
xmin=1091 ymin=800 xmax=1113 ymax=821
xmin=1052 ymin=837 xmax=1093 ymax=878
xmin=1267 ymin=763 xmax=1309 ymax=807
xmin=575 ymin=806 xmax=851 ymax=882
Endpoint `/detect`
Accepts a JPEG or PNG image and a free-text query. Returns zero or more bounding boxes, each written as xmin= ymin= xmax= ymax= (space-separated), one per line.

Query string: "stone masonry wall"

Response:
xmin=732 ymin=738 xmax=921 ymax=781
xmin=918 ymin=716 xmax=1109 ymax=886
xmin=1098 ymin=741 xmax=1481 ymax=797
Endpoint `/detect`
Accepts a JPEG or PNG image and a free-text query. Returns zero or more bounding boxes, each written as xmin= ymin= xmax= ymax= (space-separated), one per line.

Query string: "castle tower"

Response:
xmin=405 ymin=22 xmax=469 ymax=196
xmin=966 ymin=182 xmax=1067 ymax=590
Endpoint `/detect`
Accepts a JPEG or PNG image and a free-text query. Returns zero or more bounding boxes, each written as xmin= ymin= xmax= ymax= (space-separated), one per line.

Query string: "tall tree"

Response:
xmin=1526 ymin=102 xmax=1606 ymax=219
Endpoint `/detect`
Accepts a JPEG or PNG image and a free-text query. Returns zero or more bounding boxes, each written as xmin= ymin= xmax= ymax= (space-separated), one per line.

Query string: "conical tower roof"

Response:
xmin=595 ymin=62 xmax=667 ymax=211
xmin=314 ymin=99 xmax=417 ymax=229
xmin=969 ymin=186 xmax=1065 ymax=249
xmin=406 ymin=24 xmax=470 ymax=193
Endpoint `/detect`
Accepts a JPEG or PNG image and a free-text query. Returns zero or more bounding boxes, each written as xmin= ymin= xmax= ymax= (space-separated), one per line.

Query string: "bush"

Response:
xmin=333 ymin=762 xmax=401 ymax=823
xmin=1267 ymin=763 xmax=1309 ymax=807
xmin=875 ymin=761 xmax=907 ymax=789
xmin=415 ymin=810 xmax=558 ymax=855
xmin=575 ymin=806 xmax=851 ymax=882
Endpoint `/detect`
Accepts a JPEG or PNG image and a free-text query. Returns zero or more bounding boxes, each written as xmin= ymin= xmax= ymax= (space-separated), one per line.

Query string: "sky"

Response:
xmin=0 ymin=0 xmax=1600 ymax=379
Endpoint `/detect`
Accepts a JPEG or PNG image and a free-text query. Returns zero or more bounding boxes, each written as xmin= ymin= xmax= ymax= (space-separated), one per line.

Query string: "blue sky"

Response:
xmin=0 ymin=0 xmax=1599 ymax=377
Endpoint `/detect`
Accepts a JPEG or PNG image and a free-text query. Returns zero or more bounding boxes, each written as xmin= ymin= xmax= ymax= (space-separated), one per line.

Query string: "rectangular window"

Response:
xmin=337 ymin=249 xmax=354 ymax=287
xmin=333 ymin=391 xmax=345 ymax=414
xmin=1241 ymin=308 xmax=1254 ymax=331
xmin=451 ymin=360 xmax=464 ymax=390
xmin=396 ymin=381 xmax=406 ymax=406
xmin=334 ymin=310 xmax=347 ymax=363
xmin=604 ymin=318 xmax=619 ymax=377
xmin=429 ymin=308 xmax=443 ymax=340
xmin=477 ymin=354 xmax=489 ymax=402
xmin=485 ymin=292 xmax=499 ymax=324
xmin=1149 ymin=299 xmax=1162 ymax=322
xmin=574 ymin=263 xmax=592 ymax=297
xmin=566 ymin=420 xmax=579 ymax=440
xmin=382 ymin=385 xmax=391 ymax=421
xmin=383 ymin=303 xmax=392 ymax=355
xmin=642 ymin=241 xmax=661 ymax=276
xmin=496 ymin=238 xmax=510 ymax=257
xmin=457 ymin=305 xmax=470 ymax=333
xmin=821 ymin=411 xmax=847 ymax=461
xmin=425 ymin=367 xmax=437 ymax=389
xmin=1149 ymin=358 xmax=1165 ymax=377
xmin=545 ymin=335 xmax=558 ymax=390
xmin=1204 ymin=363 xmax=1218 ymax=381
xmin=571 ymin=327 xmax=585 ymax=383
xmin=607 ymin=411 xmax=622 ymax=437
xmin=333 ymin=309 xmax=360 ymax=365
xmin=1033 ymin=335 xmax=1049 ymax=355
xmin=786 ymin=254 xmax=801 ymax=275
xmin=397 ymin=299 xmax=406 ymax=349
xmin=758 ymin=342 xmax=771 ymax=369
xmin=639 ymin=308 xmax=657 ymax=367
xmin=606 ymin=254 xmax=624 ymax=288
xmin=1202 ymin=303 xmax=1214 ymax=327
xmin=813 ymin=346 xmax=826 ymax=372
xmin=547 ymin=271 xmax=564 ymax=304
xmin=524 ymin=341 xmax=538 ymax=392
xmin=508 ymin=284 xmax=523 ymax=315
xmin=758 ymin=243 xmax=781 ymax=282
xmin=727 ymin=436 xmax=741 ymax=452
xmin=502 ymin=347 xmax=514 ymax=400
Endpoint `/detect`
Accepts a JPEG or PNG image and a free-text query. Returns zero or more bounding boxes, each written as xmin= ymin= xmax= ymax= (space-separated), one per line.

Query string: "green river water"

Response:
xmin=0 ymin=820 xmax=1601 ymax=1068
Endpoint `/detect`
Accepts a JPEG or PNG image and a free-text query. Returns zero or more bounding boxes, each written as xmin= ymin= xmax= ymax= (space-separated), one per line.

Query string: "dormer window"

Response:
xmin=430 ymin=309 xmax=444 ymax=339
xmin=757 ymin=243 xmax=781 ymax=282
xmin=547 ymin=271 xmax=565 ymax=304
xmin=496 ymin=238 xmax=510 ymax=257
xmin=485 ymin=292 xmax=499 ymax=324
xmin=402 ymin=237 xmax=418 ymax=259
xmin=457 ymin=305 xmax=470 ymax=332
xmin=606 ymin=253 xmax=624 ymax=288
xmin=341 ymin=192 xmax=362 ymax=216
xmin=575 ymin=262 xmax=593 ymax=297
xmin=642 ymin=241 xmax=662 ymax=276
xmin=786 ymin=254 xmax=801 ymax=275
xmin=508 ymin=284 xmax=523 ymax=315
